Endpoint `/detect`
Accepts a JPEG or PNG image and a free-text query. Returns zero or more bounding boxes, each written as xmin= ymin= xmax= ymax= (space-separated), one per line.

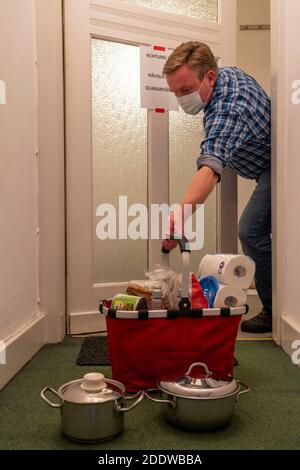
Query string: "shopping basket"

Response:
xmin=99 ymin=238 xmax=248 ymax=392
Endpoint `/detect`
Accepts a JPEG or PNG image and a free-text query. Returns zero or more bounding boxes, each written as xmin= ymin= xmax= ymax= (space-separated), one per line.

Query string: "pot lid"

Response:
xmin=59 ymin=373 xmax=124 ymax=404
xmin=159 ymin=363 xmax=238 ymax=398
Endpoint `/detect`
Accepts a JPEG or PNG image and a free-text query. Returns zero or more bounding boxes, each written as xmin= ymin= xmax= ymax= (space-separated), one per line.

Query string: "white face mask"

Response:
xmin=177 ymin=76 xmax=209 ymax=115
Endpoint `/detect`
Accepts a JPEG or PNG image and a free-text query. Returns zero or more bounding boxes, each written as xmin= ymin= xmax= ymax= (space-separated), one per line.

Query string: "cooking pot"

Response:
xmin=145 ymin=362 xmax=250 ymax=432
xmin=41 ymin=372 xmax=144 ymax=443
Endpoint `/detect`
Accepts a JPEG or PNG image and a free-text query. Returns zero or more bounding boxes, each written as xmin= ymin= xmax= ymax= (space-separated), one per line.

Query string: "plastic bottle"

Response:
xmin=151 ymin=288 xmax=163 ymax=310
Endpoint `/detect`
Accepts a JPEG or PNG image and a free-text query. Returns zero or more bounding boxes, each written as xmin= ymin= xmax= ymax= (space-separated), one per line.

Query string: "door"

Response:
xmin=64 ymin=0 xmax=238 ymax=334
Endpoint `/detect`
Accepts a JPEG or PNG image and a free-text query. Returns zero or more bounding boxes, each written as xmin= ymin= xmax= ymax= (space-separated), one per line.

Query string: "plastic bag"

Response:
xmin=145 ymin=265 xmax=178 ymax=310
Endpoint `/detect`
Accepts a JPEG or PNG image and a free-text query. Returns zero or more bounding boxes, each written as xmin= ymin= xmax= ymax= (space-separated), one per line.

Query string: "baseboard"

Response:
xmin=44 ymin=310 xmax=66 ymax=343
xmin=69 ymin=311 xmax=107 ymax=335
xmin=281 ymin=316 xmax=300 ymax=365
xmin=0 ymin=312 xmax=46 ymax=390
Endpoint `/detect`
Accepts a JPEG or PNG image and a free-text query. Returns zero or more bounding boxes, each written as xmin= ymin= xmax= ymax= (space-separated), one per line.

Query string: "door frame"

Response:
xmin=64 ymin=0 xmax=238 ymax=334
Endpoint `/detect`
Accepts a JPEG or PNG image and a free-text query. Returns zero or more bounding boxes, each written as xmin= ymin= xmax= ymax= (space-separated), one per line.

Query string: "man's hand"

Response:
xmin=162 ymin=206 xmax=184 ymax=253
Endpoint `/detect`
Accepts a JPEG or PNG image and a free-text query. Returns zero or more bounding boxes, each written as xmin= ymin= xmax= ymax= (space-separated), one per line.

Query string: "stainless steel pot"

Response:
xmin=145 ymin=362 xmax=250 ymax=432
xmin=41 ymin=372 xmax=144 ymax=443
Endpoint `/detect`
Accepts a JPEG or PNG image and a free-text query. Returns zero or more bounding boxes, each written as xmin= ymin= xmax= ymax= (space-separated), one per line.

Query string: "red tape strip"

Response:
xmin=155 ymin=108 xmax=165 ymax=113
xmin=153 ymin=46 xmax=166 ymax=52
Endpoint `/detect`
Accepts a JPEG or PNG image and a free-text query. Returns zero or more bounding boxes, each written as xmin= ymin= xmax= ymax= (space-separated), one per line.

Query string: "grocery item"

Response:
xmin=111 ymin=294 xmax=147 ymax=311
xmin=198 ymin=254 xmax=255 ymax=290
xmin=151 ymin=288 xmax=164 ymax=310
xmin=191 ymin=273 xmax=208 ymax=309
xmin=198 ymin=276 xmax=219 ymax=308
xmin=213 ymin=285 xmax=247 ymax=308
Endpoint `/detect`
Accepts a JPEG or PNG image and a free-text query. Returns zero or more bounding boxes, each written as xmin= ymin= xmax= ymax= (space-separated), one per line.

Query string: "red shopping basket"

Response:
xmin=99 ymin=239 xmax=248 ymax=392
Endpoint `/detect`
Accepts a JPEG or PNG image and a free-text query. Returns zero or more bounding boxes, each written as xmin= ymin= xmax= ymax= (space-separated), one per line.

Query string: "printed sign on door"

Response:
xmin=140 ymin=45 xmax=179 ymax=111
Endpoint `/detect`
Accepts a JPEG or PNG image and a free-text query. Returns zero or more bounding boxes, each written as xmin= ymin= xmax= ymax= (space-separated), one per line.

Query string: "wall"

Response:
xmin=237 ymin=0 xmax=270 ymax=255
xmin=0 ymin=0 xmax=65 ymax=388
xmin=271 ymin=0 xmax=300 ymax=349
xmin=0 ymin=0 xmax=39 ymax=339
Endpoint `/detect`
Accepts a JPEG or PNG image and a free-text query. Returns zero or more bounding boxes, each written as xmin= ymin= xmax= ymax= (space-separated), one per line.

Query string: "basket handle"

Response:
xmin=162 ymin=236 xmax=191 ymax=309
xmin=162 ymin=235 xmax=191 ymax=254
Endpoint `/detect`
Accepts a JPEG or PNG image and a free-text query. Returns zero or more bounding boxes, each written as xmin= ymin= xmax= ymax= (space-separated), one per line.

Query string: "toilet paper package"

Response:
xmin=213 ymin=285 xmax=247 ymax=309
xmin=198 ymin=254 xmax=255 ymax=290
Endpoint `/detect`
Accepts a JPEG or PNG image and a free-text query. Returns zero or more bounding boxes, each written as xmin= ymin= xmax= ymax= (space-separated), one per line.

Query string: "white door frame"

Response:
xmin=37 ymin=0 xmax=66 ymax=343
xmin=64 ymin=0 xmax=238 ymax=334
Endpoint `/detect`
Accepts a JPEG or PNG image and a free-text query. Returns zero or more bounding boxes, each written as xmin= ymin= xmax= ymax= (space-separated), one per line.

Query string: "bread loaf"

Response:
xmin=126 ymin=280 xmax=170 ymax=310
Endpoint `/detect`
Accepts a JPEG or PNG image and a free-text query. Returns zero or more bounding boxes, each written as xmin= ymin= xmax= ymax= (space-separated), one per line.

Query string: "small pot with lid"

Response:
xmin=41 ymin=372 xmax=144 ymax=443
xmin=145 ymin=362 xmax=250 ymax=432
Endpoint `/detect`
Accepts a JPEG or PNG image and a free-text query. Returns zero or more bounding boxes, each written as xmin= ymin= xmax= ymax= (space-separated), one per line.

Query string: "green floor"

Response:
xmin=0 ymin=337 xmax=300 ymax=450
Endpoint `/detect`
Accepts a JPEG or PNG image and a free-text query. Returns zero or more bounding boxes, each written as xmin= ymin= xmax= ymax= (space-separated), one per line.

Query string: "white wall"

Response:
xmin=271 ymin=0 xmax=300 ymax=349
xmin=237 ymin=0 xmax=270 ymax=256
xmin=0 ymin=0 xmax=65 ymax=388
xmin=0 ymin=0 xmax=39 ymax=339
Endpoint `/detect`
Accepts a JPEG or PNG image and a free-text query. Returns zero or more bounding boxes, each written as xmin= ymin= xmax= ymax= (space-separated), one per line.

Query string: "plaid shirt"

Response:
xmin=197 ymin=67 xmax=271 ymax=180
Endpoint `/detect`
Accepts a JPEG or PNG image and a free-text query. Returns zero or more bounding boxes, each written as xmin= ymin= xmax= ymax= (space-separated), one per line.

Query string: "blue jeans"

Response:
xmin=238 ymin=168 xmax=272 ymax=314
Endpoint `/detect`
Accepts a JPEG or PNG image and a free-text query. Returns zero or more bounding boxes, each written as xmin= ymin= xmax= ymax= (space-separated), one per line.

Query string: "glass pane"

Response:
xmin=119 ymin=0 xmax=218 ymax=22
xmin=92 ymin=39 xmax=148 ymax=283
xmin=169 ymin=109 xmax=217 ymax=275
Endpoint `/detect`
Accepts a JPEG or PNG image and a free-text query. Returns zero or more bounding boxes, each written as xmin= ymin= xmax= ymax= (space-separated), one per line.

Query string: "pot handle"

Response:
xmin=144 ymin=389 xmax=176 ymax=409
xmin=125 ymin=391 xmax=142 ymax=401
xmin=116 ymin=390 xmax=145 ymax=413
xmin=236 ymin=381 xmax=251 ymax=401
xmin=185 ymin=362 xmax=213 ymax=378
xmin=40 ymin=387 xmax=63 ymax=408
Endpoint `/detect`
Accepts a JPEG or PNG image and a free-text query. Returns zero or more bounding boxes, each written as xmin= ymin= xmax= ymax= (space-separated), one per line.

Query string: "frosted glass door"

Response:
xmin=117 ymin=0 xmax=218 ymax=21
xmin=92 ymin=39 xmax=148 ymax=282
xmin=169 ymin=109 xmax=217 ymax=274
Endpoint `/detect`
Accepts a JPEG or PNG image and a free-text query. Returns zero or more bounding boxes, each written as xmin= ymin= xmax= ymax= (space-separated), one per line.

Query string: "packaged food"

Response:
xmin=145 ymin=265 xmax=177 ymax=309
xmin=127 ymin=279 xmax=171 ymax=310
xmin=111 ymin=294 xmax=147 ymax=311
xmin=126 ymin=280 xmax=154 ymax=309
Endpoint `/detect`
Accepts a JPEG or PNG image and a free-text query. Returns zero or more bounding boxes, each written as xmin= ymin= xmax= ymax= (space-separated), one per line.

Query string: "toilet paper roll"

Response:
xmin=213 ymin=285 xmax=247 ymax=309
xmin=198 ymin=254 xmax=255 ymax=290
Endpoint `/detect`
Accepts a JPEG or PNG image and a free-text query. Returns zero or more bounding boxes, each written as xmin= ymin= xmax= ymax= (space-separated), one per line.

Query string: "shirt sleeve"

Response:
xmin=197 ymin=98 xmax=248 ymax=177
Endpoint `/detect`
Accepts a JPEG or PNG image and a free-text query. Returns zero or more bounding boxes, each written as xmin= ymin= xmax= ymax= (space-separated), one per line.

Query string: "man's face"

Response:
xmin=166 ymin=64 xmax=216 ymax=102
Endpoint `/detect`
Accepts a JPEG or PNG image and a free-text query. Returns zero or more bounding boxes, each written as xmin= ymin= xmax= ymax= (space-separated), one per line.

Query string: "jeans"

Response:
xmin=238 ymin=168 xmax=272 ymax=314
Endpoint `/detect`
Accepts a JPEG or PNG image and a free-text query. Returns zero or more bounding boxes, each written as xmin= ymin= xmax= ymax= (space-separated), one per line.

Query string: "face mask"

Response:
xmin=177 ymin=76 xmax=209 ymax=115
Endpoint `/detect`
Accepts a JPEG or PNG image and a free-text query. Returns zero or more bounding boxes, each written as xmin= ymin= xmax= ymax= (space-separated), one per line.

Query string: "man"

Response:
xmin=162 ymin=41 xmax=272 ymax=334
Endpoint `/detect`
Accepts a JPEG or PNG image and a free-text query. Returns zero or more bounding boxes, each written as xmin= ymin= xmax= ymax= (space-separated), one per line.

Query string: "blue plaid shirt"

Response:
xmin=197 ymin=67 xmax=271 ymax=180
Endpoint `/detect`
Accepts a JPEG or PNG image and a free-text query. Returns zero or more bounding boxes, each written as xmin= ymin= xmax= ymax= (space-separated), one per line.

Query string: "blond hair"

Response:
xmin=163 ymin=41 xmax=219 ymax=79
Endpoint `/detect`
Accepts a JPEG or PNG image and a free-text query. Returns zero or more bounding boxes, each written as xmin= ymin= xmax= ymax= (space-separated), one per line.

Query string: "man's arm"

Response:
xmin=180 ymin=165 xmax=219 ymax=210
xmin=162 ymin=166 xmax=219 ymax=252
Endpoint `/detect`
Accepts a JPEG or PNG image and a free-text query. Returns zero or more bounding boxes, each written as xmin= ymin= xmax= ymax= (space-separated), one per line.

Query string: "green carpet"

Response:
xmin=0 ymin=337 xmax=300 ymax=450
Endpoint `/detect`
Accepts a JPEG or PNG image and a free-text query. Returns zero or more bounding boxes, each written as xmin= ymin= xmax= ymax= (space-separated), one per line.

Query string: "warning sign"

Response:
xmin=140 ymin=45 xmax=179 ymax=111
